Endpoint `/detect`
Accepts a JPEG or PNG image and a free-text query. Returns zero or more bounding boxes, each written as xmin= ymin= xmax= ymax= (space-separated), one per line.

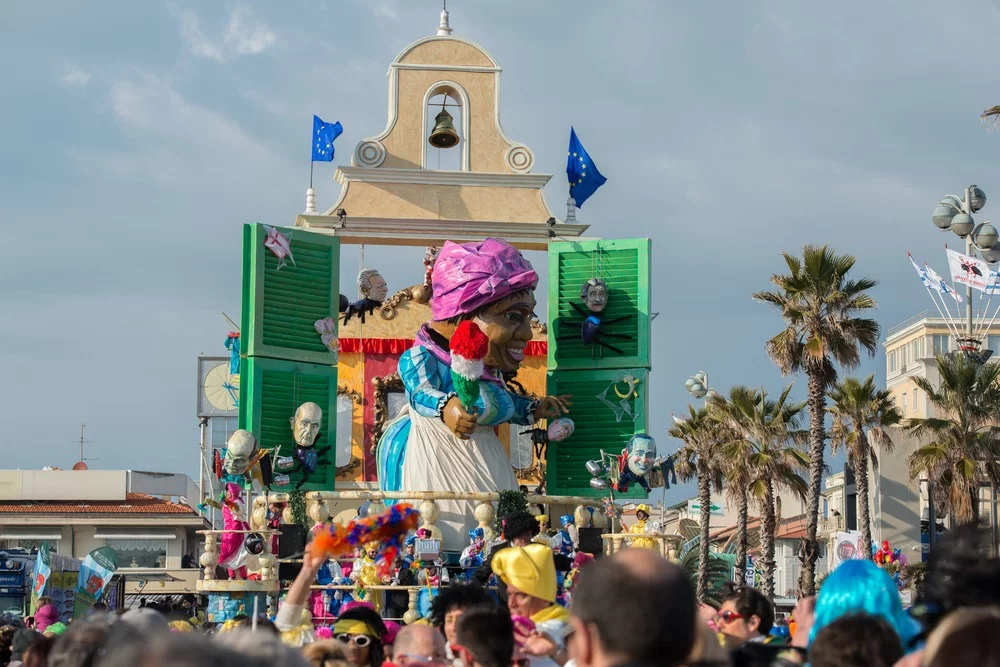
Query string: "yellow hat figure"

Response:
xmin=491 ymin=543 xmax=557 ymax=603
xmin=630 ymin=504 xmax=657 ymax=550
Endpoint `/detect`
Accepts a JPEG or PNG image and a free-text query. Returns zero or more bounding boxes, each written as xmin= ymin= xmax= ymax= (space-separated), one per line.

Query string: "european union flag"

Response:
xmin=567 ymin=127 xmax=607 ymax=207
xmin=312 ymin=115 xmax=343 ymax=162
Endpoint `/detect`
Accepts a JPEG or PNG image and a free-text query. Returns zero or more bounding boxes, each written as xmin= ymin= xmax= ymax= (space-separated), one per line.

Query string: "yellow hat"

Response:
xmin=636 ymin=504 xmax=652 ymax=515
xmin=491 ymin=543 xmax=557 ymax=603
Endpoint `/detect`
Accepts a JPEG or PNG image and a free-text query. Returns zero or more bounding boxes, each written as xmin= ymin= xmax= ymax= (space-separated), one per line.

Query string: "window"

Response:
xmin=902 ymin=392 xmax=908 ymax=413
xmin=888 ymin=350 xmax=897 ymax=373
xmin=510 ymin=426 xmax=535 ymax=473
xmin=105 ymin=539 xmax=167 ymax=568
xmin=989 ymin=335 xmax=1000 ymax=356
xmin=0 ymin=539 xmax=58 ymax=553
xmin=210 ymin=417 xmax=239 ymax=452
xmin=933 ymin=334 xmax=951 ymax=356
xmin=913 ymin=388 xmax=919 ymax=413
xmin=336 ymin=394 xmax=354 ymax=468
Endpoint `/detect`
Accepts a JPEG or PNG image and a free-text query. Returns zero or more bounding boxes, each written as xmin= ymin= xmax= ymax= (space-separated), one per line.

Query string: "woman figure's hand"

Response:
xmin=443 ymin=396 xmax=479 ymax=439
xmin=535 ymin=395 xmax=572 ymax=420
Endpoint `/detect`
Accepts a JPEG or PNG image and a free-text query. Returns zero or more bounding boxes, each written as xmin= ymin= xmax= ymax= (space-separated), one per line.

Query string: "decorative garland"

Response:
xmin=494 ymin=489 xmax=529 ymax=535
xmin=289 ymin=489 xmax=308 ymax=528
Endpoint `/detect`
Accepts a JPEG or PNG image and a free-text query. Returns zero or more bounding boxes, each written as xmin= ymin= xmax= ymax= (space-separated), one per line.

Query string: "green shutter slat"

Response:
xmin=241 ymin=356 xmax=338 ymax=491
xmin=545 ymin=369 xmax=649 ymax=498
xmin=242 ymin=224 xmax=341 ymax=366
xmin=547 ymin=239 xmax=651 ymax=372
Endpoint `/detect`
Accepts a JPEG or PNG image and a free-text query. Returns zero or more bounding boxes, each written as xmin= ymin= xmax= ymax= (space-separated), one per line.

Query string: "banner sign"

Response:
xmin=73 ymin=547 xmax=119 ymax=618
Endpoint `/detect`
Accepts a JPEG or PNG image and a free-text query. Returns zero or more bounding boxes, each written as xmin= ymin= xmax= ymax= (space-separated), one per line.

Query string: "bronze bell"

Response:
xmin=428 ymin=108 xmax=459 ymax=149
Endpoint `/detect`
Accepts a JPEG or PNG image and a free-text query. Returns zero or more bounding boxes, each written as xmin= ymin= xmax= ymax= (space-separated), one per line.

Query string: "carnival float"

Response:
xmin=196 ymin=8 xmax=671 ymax=625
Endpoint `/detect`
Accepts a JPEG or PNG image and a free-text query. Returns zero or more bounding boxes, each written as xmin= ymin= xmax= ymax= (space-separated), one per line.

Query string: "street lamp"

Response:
xmin=931 ymin=184 xmax=997 ymax=346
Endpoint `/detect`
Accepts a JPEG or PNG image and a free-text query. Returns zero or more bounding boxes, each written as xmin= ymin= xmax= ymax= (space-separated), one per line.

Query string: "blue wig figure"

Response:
xmin=809 ymin=559 xmax=920 ymax=649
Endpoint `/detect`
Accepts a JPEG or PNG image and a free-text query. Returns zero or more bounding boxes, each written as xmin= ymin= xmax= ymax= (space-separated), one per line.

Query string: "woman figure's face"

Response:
xmin=472 ymin=293 xmax=536 ymax=373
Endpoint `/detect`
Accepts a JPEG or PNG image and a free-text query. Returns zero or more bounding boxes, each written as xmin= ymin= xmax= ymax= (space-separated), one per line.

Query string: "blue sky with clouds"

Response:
xmin=3 ymin=1 xmax=1000 ymax=504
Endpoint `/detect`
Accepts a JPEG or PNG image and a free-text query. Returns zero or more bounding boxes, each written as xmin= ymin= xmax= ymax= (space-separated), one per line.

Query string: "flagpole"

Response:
xmin=927 ymin=287 xmax=962 ymax=340
xmin=305 ymin=160 xmax=317 ymax=214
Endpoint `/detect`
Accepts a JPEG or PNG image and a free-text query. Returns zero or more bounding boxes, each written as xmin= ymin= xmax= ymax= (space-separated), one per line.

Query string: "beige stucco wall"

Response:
xmin=334 ymin=181 xmax=552 ymax=223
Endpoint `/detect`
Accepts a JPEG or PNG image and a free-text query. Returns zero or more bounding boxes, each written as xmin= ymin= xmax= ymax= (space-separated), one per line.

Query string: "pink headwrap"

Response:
xmin=383 ymin=621 xmax=401 ymax=645
xmin=431 ymin=238 xmax=538 ymax=321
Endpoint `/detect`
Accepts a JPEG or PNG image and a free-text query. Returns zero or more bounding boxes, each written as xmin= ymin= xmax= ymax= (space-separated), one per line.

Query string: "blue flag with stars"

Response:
xmin=312 ymin=115 xmax=343 ymax=162
xmin=567 ymin=127 xmax=607 ymax=207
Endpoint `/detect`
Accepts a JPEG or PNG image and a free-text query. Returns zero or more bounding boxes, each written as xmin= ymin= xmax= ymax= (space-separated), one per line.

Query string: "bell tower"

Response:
xmin=295 ymin=11 xmax=589 ymax=250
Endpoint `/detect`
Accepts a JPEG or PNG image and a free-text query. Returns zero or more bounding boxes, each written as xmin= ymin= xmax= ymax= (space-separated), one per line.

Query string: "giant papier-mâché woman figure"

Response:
xmin=377 ymin=238 xmax=570 ymax=547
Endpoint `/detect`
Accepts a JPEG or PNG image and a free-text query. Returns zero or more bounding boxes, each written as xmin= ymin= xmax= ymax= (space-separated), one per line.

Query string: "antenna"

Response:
xmin=71 ymin=424 xmax=100 ymax=468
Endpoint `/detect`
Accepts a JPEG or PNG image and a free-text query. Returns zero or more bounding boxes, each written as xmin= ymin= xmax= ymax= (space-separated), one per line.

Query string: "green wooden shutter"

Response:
xmin=242 ymin=224 xmax=341 ymax=366
xmin=238 ymin=223 xmax=341 ymax=491
xmin=546 ymin=238 xmax=652 ymax=497
xmin=241 ymin=357 xmax=339 ymax=491
xmin=546 ymin=369 xmax=649 ymax=498
xmin=547 ymin=239 xmax=651 ymax=372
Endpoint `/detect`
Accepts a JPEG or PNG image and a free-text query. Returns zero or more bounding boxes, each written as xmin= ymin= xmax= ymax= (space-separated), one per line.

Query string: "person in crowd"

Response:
xmin=921 ymin=606 xmax=1000 ymax=667
xmin=452 ymin=604 xmax=515 ymax=667
xmin=808 ymin=613 xmax=903 ymax=667
xmin=390 ymin=624 xmax=449 ymax=667
xmin=215 ymin=627 xmax=312 ymax=666
xmin=430 ymin=583 xmax=495 ymax=647
xmin=33 ymin=596 xmax=60 ymax=633
xmin=490 ymin=543 xmax=570 ymax=667
xmin=681 ymin=620 xmax=729 ymax=667
xmin=808 ymin=559 xmax=919 ymax=649
xmin=331 ymin=606 xmax=387 ymax=667
xmin=120 ymin=607 xmax=169 ymax=634
xmin=570 ymin=549 xmax=697 ymax=667
xmin=49 ymin=617 xmax=136 ymax=667
xmin=1 ymin=624 xmax=19 ymax=666
xmin=303 ymin=640 xmax=352 ymax=667
xmin=910 ymin=524 xmax=1000 ymax=648
xmin=9 ymin=628 xmax=42 ymax=667
xmin=473 ymin=512 xmax=572 ymax=603
xmin=715 ymin=584 xmax=774 ymax=645
xmin=21 ymin=634 xmax=52 ymax=667
xmin=788 ymin=596 xmax=814 ymax=648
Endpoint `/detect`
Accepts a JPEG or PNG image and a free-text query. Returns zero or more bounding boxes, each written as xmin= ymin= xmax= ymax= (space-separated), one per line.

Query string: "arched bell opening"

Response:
xmin=422 ymin=82 xmax=470 ymax=172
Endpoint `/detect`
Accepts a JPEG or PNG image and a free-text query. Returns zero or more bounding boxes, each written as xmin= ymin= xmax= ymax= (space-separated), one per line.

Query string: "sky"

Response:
xmin=2 ymin=0 xmax=1000 ymax=507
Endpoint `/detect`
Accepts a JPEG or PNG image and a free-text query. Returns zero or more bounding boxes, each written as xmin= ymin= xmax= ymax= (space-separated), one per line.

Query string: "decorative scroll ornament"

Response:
xmin=314 ymin=318 xmax=339 ymax=353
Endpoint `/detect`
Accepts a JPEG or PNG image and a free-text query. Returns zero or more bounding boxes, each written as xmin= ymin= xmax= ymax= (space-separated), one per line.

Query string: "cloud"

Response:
xmin=224 ymin=9 xmax=276 ymax=56
xmin=178 ymin=9 xmax=225 ymax=62
xmin=60 ymin=65 xmax=91 ymax=86
xmin=90 ymin=71 xmax=295 ymax=194
xmin=178 ymin=8 xmax=275 ymax=62
xmin=375 ymin=6 xmax=398 ymax=20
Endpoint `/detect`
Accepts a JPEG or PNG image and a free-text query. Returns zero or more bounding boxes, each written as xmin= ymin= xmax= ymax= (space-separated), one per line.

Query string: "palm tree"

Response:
xmin=679 ymin=548 xmax=733 ymax=607
xmin=828 ymin=375 xmax=903 ymax=559
xmin=711 ymin=385 xmax=809 ymax=600
xmin=671 ymin=406 xmax=725 ymax=601
xmin=907 ymin=353 xmax=1000 ymax=524
xmin=754 ymin=245 xmax=880 ymax=595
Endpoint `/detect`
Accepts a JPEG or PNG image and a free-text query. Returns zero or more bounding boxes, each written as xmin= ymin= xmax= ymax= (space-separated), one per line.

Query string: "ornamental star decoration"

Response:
xmin=568 ymin=151 xmax=587 ymax=187
xmin=315 ymin=129 xmax=335 ymax=157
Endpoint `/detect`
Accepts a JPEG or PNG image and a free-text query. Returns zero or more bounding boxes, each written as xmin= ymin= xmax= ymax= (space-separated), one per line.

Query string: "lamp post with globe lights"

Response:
xmin=931 ymin=184 xmax=998 ymax=349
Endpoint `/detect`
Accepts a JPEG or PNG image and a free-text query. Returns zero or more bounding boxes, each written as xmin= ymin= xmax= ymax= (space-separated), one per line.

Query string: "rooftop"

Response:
xmin=0 ymin=492 xmax=198 ymax=515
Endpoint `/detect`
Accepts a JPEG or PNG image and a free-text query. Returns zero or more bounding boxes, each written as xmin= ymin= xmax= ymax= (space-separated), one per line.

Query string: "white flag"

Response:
xmin=946 ymin=249 xmax=1000 ymax=294
xmin=925 ymin=263 xmax=963 ymax=302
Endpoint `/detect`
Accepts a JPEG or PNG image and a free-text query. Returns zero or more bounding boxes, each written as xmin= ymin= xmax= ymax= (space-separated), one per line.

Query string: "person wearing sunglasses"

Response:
xmin=491 ymin=543 xmax=570 ymax=667
xmin=333 ymin=606 xmax=387 ymax=667
xmin=716 ymin=585 xmax=773 ymax=645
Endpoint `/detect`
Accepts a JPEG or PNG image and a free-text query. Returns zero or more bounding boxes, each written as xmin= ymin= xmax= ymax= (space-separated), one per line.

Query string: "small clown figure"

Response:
xmin=460 ymin=528 xmax=486 ymax=569
xmin=533 ymin=515 xmax=553 ymax=546
xmin=402 ymin=535 xmax=417 ymax=569
xmin=555 ymin=514 xmax=578 ymax=557
xmin=628 ymin=504 xmax=657 ymax=550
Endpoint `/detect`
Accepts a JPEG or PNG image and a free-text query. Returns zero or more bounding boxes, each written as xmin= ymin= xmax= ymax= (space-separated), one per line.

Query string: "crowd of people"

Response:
xmin=3 ymin=519 xmax=1000 ymax=667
